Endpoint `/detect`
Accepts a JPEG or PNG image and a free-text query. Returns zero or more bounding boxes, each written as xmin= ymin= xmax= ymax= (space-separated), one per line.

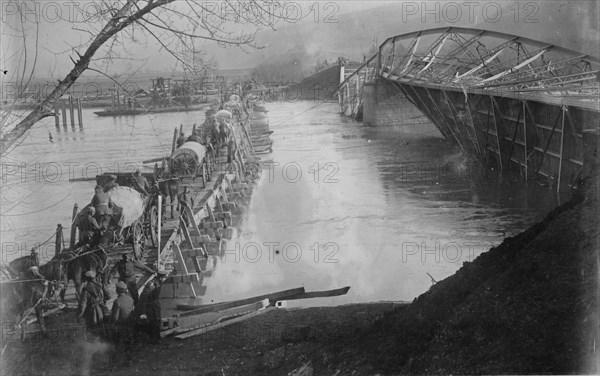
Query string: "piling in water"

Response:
xmin=61 ymin=100 xmax=67 ymax=127
xmin=69 ymin=96 xmax=75 ymax=127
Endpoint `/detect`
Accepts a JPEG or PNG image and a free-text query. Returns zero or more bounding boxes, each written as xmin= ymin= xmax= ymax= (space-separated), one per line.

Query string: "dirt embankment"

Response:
xmin=3 ymin=178 xmax=598 ymax=376
xmin=329 ymin=176 xmax=598 ymax=375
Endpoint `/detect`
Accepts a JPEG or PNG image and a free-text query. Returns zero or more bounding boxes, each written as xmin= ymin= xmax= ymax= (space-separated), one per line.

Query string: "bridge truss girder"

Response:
xmin=337 ymin=27 xmax=599 ymax=193
xmin=376 ymin=27 xmax=599 ymax=110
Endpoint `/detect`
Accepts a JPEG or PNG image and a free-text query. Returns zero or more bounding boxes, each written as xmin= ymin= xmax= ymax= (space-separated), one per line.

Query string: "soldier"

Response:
xmin=137 ymin=270 xmax=169 ymax=344
xmin=77 ymin=270 xmax=107 ymax=326
xmin=75 ymin=207 xmax=102 ymax=248
xmin=103 ymin=175 xmax=119 ymax=191
xmin=176 ymin=130 xmax=186 ymax=148
xmin=187 ymin=131 xmax=203 ymax=144
xmin=110 ymin=281 xmax=134 ymax=324
xmin=178 ymin=186 xmax=194 ymax=224
xmin=91 ymin=185 xmax=114 ymax=231
xmin=108 ymin=254 xmax=156 ymax=305
xmin=131 ymin=170 xmax=150 ymax=196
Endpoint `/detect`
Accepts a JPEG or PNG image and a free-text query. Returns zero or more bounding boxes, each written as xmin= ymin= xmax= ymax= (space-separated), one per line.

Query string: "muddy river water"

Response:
xmin=1 ymin=101 xmax=557 ymax=306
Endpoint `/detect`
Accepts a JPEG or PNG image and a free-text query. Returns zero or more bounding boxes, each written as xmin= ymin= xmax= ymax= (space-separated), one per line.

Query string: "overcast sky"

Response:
xmin=1 ymin=1 xmax=597 ymax=82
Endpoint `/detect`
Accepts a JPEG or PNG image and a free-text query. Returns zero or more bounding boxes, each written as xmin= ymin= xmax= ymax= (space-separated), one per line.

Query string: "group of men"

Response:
xmin=76 ymin=171 xmax=153 ymax=250
xmin=77 ymin=254 xmax=169 ymax=344
xmin=176 ymin=113 xmax=238 ymax=168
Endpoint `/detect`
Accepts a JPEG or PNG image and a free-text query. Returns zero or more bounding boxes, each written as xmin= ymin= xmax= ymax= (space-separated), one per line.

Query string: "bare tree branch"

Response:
xmin=1 ymin=0 xmax=283 ymax=155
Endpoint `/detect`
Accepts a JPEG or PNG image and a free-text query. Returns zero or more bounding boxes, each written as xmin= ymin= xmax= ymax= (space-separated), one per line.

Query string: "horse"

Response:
xmin=7 ymin=251 xmax=39 ymax=279
xmin=4 ymin=258 xmax=67 ymax=338
xmin=154 ymin=167 xmax=181 ymax=219
xmin=56 ymin=247 xmax=108 ymax=301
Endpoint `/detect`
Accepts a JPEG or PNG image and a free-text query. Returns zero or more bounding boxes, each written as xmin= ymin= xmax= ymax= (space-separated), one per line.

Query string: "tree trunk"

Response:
xmin=0 ymin=0 xmax=166 ymax=155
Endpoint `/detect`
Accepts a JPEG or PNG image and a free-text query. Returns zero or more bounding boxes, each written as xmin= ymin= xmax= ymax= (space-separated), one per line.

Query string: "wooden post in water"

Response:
xmin=70 ymin=204 xmax=79 ymax=250
xmin=61 ymin=100 xmax=67 ymax=127
xmin=192 ymin=123 xmax=196 ymax=135
xmin=55 ymin=224 xmax=63 ymax=256
xmin=54 ymin=102 xmax=60 ymax=128
xmin=77 ymin=98 xmax=83 ymax=127
xmin=180 ymin=124 xmax=183 ymax=135
xmin=172 ymin=127 xmax=178 ymax=154
xmin=112 ymin=91 xmax=116 ymax=111
xmin=69 ymin=96 xmax=75 ymax=127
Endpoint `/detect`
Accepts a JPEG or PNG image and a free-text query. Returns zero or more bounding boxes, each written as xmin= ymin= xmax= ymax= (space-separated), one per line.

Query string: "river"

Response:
xmin=1 ymin=101 xmax=556 ymax=306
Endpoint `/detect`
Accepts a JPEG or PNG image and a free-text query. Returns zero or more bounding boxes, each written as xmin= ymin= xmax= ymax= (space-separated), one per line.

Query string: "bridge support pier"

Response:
xmin=362 ymin=78 xmax=423 ymax=127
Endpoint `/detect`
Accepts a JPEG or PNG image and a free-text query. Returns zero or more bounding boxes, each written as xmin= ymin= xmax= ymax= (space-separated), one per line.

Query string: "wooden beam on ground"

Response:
xmin=274 ymin=286 xmax=351 ymax=301
xmin=175 ymin=287 xmax=305 ymax=316
xmin=162 ymin=299 xmax=269 ymax=338
xmin=175 ymin=307 xmax=275 ymax=340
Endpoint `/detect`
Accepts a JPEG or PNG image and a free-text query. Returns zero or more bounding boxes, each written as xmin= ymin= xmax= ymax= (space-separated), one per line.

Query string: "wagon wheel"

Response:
xmin=172 ymin=155 xmax=198 ymax=178
xmin=132 ymin=220 xmax=145 ymax=260
xmin=148 ymin=205 xmax=159 ymax=247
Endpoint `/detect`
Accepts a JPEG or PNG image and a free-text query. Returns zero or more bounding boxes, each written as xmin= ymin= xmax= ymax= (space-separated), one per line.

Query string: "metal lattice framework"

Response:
xmin=337 ymin=56 xmax=378 ymax=118
xmin=337 ymin=27 xmax=600 ymax=193
xmin=376 ymin=27 xmax=599 ymax=111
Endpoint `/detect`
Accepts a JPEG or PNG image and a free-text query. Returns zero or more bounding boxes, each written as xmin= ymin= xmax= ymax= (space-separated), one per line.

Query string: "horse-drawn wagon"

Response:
xmin=85 ymin=174 xmax=161 ymax=259
xmin=169 ymin=142 xmax=211 ymax=187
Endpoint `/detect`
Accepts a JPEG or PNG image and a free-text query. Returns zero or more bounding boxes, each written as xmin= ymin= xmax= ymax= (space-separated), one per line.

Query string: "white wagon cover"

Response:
xmin=107 ymin=186 xmax=145 ymax=228
xmin=80 ymin=186 xmax=144 ymax=230
xmin=171 ymin=142 xmax=207 ymax=162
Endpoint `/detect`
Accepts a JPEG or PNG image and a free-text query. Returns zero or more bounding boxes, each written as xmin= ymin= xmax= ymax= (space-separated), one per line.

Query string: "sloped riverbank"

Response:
xmin=4 ymin=177 xmax=596 ymax=376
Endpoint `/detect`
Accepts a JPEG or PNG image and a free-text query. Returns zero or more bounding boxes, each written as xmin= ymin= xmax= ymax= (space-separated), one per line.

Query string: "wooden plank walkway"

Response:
xmin=130 ymin=106 xmax=271 ymax=317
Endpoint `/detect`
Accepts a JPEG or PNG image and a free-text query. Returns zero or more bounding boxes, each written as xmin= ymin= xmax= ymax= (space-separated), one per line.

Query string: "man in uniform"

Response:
xmin=176 ymin=130 xmax=186 ymax=148
xmin=137 ymin=270 xmax=169 ymax=343
xmin=75 ymin=207 xmax=102 ymax=249
xmin=77 ymin=270 xmax=107 ymax=327
xmin=103 ymin=175 xmax=119 ymax=191
xmin=91 ymin=185 xmax=114 ymax=231
xmin=186 ymin=131 xmax=203 ymax=144
xmin=108 ymin=254 xmax=156 ymax=305
xmin=131 ymin=170 xmax=150 ymax=196
xmin=110 ymin=281 xmax=134 ymax=324
xmin=177 ymin=186 xmax=194 ymax=224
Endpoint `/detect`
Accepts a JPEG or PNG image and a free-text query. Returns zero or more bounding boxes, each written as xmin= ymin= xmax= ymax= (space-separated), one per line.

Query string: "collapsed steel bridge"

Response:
xmin=338 ymin=27 xmax=599 ymax=193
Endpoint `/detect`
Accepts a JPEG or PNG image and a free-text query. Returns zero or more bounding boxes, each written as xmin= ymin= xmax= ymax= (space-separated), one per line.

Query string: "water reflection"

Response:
xmin=200 ymin=101 xmax=555 ymax=307
xmin=1 ymin=107 xmax=208 ymax=260
xmin=2 ymin=101 xmax=555 ymax=307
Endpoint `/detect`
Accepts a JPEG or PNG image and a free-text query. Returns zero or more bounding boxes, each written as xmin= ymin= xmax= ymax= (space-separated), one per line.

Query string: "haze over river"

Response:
xmin=1 ymin=101 xmax=557 ymax=306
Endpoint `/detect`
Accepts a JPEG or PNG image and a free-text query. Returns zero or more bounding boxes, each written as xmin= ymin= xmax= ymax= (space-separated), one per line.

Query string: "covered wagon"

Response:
xmin=170 ymin=142 xmax=211 ymax=187
xmin=77 ymin=185 xmax=159 ymax=259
